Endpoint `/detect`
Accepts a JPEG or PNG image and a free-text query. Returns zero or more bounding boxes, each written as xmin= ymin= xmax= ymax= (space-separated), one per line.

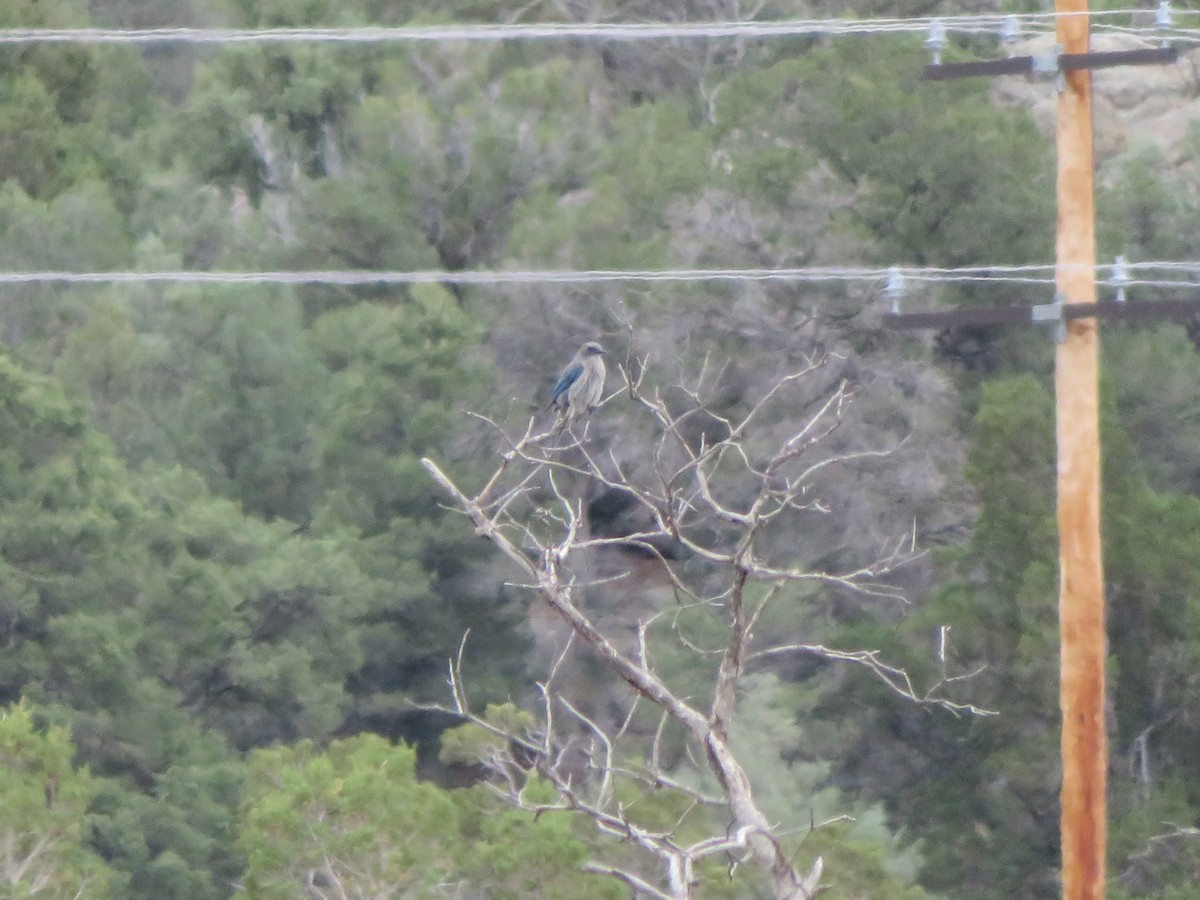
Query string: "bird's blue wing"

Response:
xmin=550 ymin=363 xmax=583 ymax=407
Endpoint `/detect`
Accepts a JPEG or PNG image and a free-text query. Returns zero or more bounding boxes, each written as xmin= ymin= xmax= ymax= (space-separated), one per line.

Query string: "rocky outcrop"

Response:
xmin=992 ymin=33 xmax=1200 ymax=166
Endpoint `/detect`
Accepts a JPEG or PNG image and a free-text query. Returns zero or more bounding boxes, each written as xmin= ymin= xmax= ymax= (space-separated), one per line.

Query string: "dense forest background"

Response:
xmin=4 ymin=0 xmax=1200 ymax=896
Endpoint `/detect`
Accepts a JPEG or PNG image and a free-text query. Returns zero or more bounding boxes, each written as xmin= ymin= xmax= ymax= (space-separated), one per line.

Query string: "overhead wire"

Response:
xmin=0 ymin=263 xmax=1189 ymax=290
xmin=0 ymin=10 xmax=1181 ymax=45
xmin=0 ymin=11 xmax=1196 ymax=295
xmin=0 ymin=267 xmax=992 ymax=287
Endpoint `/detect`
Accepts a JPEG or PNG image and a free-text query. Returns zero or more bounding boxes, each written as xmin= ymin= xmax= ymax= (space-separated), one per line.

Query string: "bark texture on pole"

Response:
xmin=1055 ymin=2 xmax=1107 ymax=898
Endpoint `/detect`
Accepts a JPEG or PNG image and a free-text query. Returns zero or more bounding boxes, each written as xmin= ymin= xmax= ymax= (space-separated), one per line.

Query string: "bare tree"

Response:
xmin=422 ymin=348 xmax=989 ymax=900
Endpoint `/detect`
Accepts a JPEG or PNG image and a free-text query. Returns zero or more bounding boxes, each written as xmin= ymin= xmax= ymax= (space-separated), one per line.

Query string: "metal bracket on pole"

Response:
xmin=1032 ymin=45 xmax=1065 ymax=91
xmin=1031 ymin=47 xmax=1062 ymax=76
xmin=1032 ymin=293 xmax=1068 ymax=343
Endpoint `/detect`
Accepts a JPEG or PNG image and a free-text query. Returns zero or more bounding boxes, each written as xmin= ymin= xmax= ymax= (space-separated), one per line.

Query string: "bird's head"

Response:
xmin=582 ymin=341 xmax=606 ymax=356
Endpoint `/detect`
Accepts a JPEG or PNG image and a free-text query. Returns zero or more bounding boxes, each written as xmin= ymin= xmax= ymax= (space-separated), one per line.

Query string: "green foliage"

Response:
xmin=509 ymin=95 xmax=708 ymax=270
xmin=1109 ymin=779 xmax=1200 ymax=898
xmin=238 ymin=736 xmax=461 ymax=897
xmin=0 ymin=352 xmax=284 ymax=897
xmin=310 ymin=283 xmax=487 ymax=525
xmin=0 ymin=1 xmax=157 ymax=204
xmin=0 ymin=180 xmax=130 ymax=270
xmin=172 ymin=70 xmax=263 ymax=198
xmin=88 ymin=750 xmax=246 ymax=900
xmin=0 ymin=73 xmax=88 ymax=198
xmin=1102 ymin=325 xmax=1200 ymax=496
xmin=781 ymin=39 xmax=1054 ymax=268
xmin=5 ymin=4 xmax=1200 ymax=896
xmin=0 ymin=701 xmax=114 ymax=897
xmin=965 ymin=375 xmax=1057 ymax=598
xmin=818 ymin=376 xmax=1064 ymax=897
xmin=0 ymin=181 xmax=131 ymax=371
xmin=825 ymin=369 xmax=1200 ymax=898
xmin=1097 ymin=144 xmax=1199 ymax=263
xmin=58 ymin=281 xmax=324 ymax=523
xmin=237 ymin=735 xmax=620 ymax=899
xmin=0 ymin=352 xmax=143 ymax=707
xmin=309 ymin=286 xmax=530 ymax=721
xmin=451 ymin=782 xmax=624 ymax=900
xmin=707 ymin=674 xmax=929 ymax=898
xmin=438 ymin=702 xmax=534 ymax=766
xmin=135 ymin=466 xmax=369 ymax=749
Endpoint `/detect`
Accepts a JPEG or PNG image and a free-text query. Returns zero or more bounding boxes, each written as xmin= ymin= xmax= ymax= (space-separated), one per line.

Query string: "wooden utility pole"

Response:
xmin=893 ymin=6 xmax=1182 ymax=898
xmin=1054 ymin=2 xmax=1106 ymax=897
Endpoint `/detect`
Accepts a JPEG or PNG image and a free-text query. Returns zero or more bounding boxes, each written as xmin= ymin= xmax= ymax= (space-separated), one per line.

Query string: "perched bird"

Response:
xmin=549 ymin=341 xmax=607 ymax=422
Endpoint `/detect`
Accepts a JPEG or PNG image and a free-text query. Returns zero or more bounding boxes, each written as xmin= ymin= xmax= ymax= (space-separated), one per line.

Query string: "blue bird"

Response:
xmin=549 ymin=341 xmax=607 ymax=422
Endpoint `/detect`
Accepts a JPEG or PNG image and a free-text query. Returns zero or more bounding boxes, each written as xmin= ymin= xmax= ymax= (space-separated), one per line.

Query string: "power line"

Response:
xmin=0 ymin=267 xmax=910 ymax=286
xmin=0 ymin=263 xmax=1192 ymax=289
xmin=0 ymin=11 xmax=1177 ymax=46
xmin=0 ymin=13 xmax=1194 ymax=299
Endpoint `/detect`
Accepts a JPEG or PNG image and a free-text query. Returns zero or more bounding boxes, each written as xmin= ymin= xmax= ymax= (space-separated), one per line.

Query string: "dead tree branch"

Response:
xmin=422 ymin=354 xmax=985 ymax=898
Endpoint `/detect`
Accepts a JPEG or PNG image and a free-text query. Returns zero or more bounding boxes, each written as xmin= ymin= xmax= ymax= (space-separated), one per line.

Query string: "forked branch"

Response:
xmin=422 ymin=354 xmax=986 ymax=898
